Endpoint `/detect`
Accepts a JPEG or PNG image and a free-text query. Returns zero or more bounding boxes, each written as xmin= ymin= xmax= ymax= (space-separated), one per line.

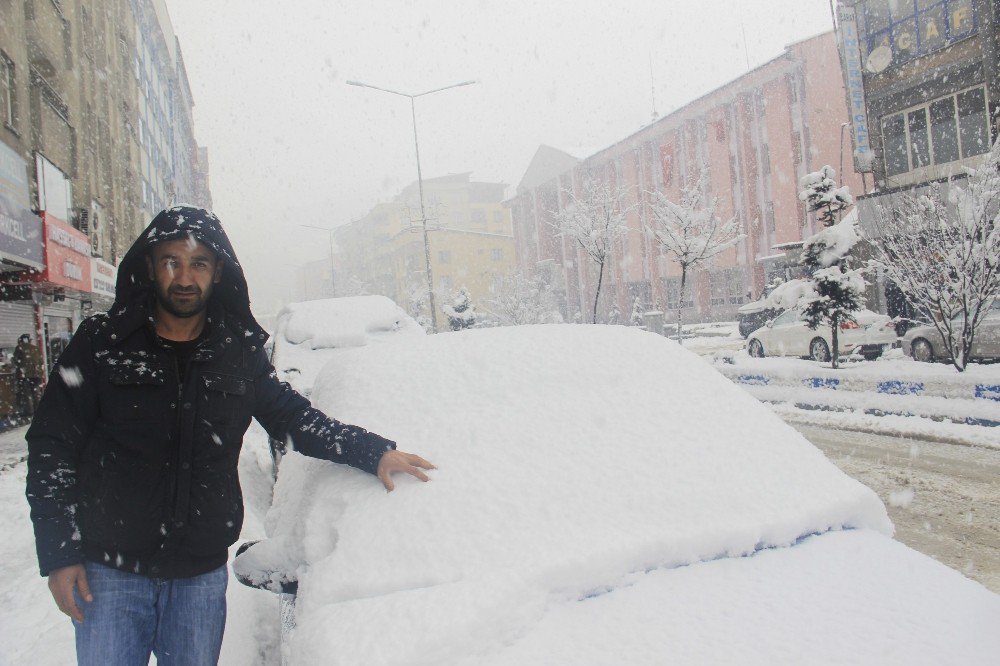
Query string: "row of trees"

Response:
xmin=551 ymin=170 xmax=744 ymax=341
xmin=355 ymin=136 xmax=999 ymax=371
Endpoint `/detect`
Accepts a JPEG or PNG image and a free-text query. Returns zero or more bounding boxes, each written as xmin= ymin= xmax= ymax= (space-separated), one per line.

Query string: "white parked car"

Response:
xmin=746 ymin=307 xmax=898 ymax=361
xmin=235 ymin=324 xmax=999 ymax=665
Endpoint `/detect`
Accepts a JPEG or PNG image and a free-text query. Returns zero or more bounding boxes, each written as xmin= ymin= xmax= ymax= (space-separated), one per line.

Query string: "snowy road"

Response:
xmin=793 ymin=423 xmax=1000 ymax=594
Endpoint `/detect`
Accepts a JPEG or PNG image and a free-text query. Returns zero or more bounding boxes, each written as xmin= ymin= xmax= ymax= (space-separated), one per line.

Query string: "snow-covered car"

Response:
xmin=746 ymin=307 xmax=897 ymax=362
xmin=901 ymin=301 xmax=1000 ymax=363
xmin=735 ymin=297 xmax=783 ymax=338
xmin=236 ymin=324 xmax=999 ymax=665
xmin=269 ymin=295 xmax=425 ymax=395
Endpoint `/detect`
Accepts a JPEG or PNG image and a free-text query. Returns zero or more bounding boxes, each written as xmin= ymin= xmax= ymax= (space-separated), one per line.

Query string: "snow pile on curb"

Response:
xmin=710 ymin=351 xmax=1000 ymax=431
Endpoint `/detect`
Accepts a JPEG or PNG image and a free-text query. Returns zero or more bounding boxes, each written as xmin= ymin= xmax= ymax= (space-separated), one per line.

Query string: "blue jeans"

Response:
xmin=73 ymin=561 xmax=227 ymax=666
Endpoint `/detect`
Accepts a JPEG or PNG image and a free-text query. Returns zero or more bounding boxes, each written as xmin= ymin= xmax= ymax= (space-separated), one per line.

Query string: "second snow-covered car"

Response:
xmin=236 ymin=323 xmax=999 ymax=665
xmin=901 ymin=301 xmax=1000 ymax=363
xmin=746 ymin=307 xmax=897 ymax=361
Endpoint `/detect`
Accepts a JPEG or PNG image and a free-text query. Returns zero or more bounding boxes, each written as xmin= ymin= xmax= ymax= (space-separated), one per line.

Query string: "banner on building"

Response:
xmin=90 ymin=258 xmax=117 ymax=300
xmin=837 ymin=5 xmax=875 ymax=173
xmin=0 ymin=143 xmax=45 ymax=270
xmin=33 ymin=213 xmax=92 ymax=292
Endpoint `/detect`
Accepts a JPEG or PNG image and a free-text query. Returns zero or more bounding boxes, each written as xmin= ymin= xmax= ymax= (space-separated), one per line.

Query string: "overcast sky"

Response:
xmin=166 ymin=0 xmax=837 ymax=314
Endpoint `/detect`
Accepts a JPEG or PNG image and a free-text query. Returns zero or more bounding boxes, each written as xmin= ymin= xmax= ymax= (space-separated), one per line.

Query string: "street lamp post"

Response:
xmin=346 ymin=78 xmax=476 ymax=332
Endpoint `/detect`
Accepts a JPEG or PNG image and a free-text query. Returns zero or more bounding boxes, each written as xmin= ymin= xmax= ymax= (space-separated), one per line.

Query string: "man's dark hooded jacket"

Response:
xmin=26 ymin=206 xmax=395 ymax=579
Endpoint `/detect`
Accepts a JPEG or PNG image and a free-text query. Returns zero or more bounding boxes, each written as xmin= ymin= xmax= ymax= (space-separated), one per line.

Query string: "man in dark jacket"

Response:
xmin=25 ymin=206 xmax=434 ymax=665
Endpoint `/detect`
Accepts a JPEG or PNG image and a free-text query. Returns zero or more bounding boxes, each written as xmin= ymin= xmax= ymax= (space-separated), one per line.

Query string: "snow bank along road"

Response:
xmin=794 ymin=423 xmax=1000 ymax=594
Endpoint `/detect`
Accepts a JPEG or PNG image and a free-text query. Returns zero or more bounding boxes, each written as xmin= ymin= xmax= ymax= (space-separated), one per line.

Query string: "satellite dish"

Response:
xmin=865 ymin=46 xmax=892 ymax=74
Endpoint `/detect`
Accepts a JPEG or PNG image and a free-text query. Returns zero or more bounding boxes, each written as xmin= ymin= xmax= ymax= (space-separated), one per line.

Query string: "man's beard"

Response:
xmin=154 ymin=283 xmax=212 ymax=318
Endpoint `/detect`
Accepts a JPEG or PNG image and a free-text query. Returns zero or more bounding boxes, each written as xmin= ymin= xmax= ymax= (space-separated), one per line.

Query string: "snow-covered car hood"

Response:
xmin=249 ymin=325 xmax=1000 ymax=662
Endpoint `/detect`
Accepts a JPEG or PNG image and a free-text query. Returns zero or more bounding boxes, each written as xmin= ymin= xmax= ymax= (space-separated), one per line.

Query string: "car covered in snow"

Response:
xmin=746 ymin=307 xmax=898 ymax=362
xmin=901 ymin=301 xmax=1000 ymax=364
xmin=736 ymin=297 xmax=783 ymax=338
xmin=236 ymin=322 xmax=999 ymax=665
xmin=268 ymin=295 xmax=425 ymax=396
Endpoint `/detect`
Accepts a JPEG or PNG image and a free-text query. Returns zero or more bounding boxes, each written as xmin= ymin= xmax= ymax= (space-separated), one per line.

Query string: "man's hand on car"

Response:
xmin=377 ymin=450 xmax=436 ymax=492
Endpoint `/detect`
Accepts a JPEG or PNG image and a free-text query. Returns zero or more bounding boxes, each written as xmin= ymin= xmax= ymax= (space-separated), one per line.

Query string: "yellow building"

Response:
xmin=334 ymin=173 xmax=515 ymax=330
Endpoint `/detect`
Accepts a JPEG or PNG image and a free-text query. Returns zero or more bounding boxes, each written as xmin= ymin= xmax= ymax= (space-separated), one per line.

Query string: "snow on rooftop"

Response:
xmin=255 ymin=324 xmax=895 ymax=663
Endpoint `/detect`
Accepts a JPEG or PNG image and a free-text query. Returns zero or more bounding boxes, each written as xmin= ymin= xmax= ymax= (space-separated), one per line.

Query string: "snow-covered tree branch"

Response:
xmin=484 ymin=272 xmax=562 ymax=326
xmin=869 ymin=136 xmax=1000 ymax=371
xmin=551 ymin=177 xmax=634 ymax=323
xmin=799 ymin=165 xmax=853 ymax=228
xmin=645 ymin=169 xmax=743 ymax=343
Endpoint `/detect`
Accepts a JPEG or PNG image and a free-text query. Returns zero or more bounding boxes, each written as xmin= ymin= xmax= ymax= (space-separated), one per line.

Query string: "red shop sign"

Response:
xmin=32 ymin=212 xmax=92 ymax=292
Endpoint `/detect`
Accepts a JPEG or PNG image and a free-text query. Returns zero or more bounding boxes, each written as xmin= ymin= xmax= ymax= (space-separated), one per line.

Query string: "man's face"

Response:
xmin=146 ymin=237 xmax=223 ymax=319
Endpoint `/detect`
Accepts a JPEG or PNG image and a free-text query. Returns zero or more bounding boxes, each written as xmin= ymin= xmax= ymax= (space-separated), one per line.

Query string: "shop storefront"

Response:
xmin=0 ymin=142 xmax=46 ymax=422
xmin=29 ymin=213 xmax=93 ymax=373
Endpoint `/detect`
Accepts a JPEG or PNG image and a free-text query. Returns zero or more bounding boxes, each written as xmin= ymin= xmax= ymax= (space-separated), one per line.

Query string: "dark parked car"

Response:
xmin=736 ymin=298 xmax=783 ymax=338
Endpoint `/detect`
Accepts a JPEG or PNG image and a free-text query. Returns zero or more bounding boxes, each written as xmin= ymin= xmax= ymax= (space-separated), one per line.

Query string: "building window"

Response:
xmin=471 ymin=209 xmax=486 ymax=224
xmin=491 ymin=248 xmax=503 ymax=262
xmin=493 ymin=210 xmax=504 ymax=224
xmin=862 ymin=0 xmax=977 ymax=66
xmin=710 ymin=273 xmax=727 ymax=306
xmin=660 ymin=144 xmax=673 ymax=185
xmin=765 ymin=202 xmax=776 ymax=234
xmin=1 ymin=52 xmax=15 ymax=130
xmin=881 ymin=85 xmax=989 ymax=177
xmin=35 ymin=153 xmax=73 ymax=223
xmin=438 ymin=250 xmax=451 ymax=264
xmin=664 ymin=278 xmax=693 ymax=310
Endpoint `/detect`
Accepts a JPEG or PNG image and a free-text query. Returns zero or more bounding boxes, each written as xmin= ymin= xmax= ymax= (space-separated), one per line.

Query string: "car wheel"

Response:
xmin=748 ymin=339 xmax=765 ymax=358
xmin=911 ymin=338 xmax=934 ymax=363
xmin=810 ymin=338 xmax=831 ymax=362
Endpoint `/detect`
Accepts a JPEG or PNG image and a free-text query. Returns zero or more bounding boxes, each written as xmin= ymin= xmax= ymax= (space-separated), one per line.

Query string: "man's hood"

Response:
xmin=114 ymin=205 xmax=266 ymax=338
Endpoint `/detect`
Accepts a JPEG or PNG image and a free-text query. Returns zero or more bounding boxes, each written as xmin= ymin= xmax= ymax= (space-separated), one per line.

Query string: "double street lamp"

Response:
xmin=346 ymin=78 xmax=476 ymax=332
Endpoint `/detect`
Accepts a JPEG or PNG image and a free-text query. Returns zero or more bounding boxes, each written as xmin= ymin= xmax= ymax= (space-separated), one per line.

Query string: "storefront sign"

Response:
xmin=90 ymin=258 xmax=117 ymax=299
xmin=0 ymin=143 xmax=45 ymax=270
xmin=837 ymin=5 xmax=874 ymax=173
xmin=33 ymin=213 xmax=92 ymax=292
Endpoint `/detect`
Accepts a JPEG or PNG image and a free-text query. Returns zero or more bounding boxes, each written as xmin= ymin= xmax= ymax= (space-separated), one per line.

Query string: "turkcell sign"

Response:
xmin=838 ymin=5 xmax=874 ymax=173
xmin=0 ymin=142 xmax=45 ymax=270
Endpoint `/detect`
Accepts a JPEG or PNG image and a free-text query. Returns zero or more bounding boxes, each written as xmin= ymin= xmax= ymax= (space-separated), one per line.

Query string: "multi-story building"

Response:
xmin=333 ymin=173 xmax=516 ymax=330
xmin=509 ymin=31 xmax=865 ymax=324
xmin=837 ymin=0 xmax=998 ymax=315
xmin=133 ymin=0 xmax=211 ymax=221
xmin=0 ymin=0 xmax=211 ymax=404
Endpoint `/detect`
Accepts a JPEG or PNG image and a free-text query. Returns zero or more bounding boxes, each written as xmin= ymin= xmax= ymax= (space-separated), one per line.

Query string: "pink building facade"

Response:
xmin=509 ymin=32 xmax=865 ymax=324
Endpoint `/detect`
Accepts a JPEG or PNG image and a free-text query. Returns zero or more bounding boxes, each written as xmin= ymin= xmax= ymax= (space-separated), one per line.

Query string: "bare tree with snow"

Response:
xmin=551 ymin=176 xmax=634 ymax=324
xmin=869 ymin=136 xmax=1000 ymax=372
xmin=485 ymin=272 xmax=563 ymax=326
xmin=799 ymin=165 xmax=853 ymax=228
xmin=646 ymin=169 xmax=743 ymax=344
